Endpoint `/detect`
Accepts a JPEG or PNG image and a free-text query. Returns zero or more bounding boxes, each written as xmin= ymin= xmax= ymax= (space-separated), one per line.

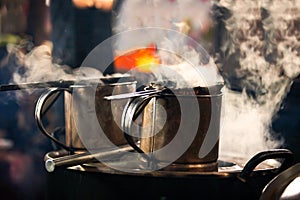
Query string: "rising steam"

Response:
xmin=4 ymin=43 xmax=105 ymax=93
xmin=215 ymin=0 xmax=300 ymax=162
xmin=12 ymin=43 xmax=74 ymax=84
xmin=116 ymin=0 xmax=300 ymax=163
xmin=1 ymin=0 xmax=298 ymax=165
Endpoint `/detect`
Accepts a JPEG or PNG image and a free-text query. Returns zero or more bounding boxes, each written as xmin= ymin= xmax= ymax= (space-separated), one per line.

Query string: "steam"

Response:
xmin=114 ymin=0 xmax=211 ymax=35
xmin=154 ymin=37 xmax=223 ymax=88
xmin=215 ymin=0 xmax=300 ymax=162
xmin=114 ymin=0 xmax=222 ymax=88
xmin=113 ymin=0 xmax=211 ymax=51
xmin=4 ymin=43 xmax=105 ymax=91
xmin=1 ymin=0 xmax=298 ymax=166
xmin=115 ymin=0 xmax=300 ymax=163
xmin=12 ymin=43 xmax=74 ymax=84
xmin=151 ymin=57 xmax=223 ymax=88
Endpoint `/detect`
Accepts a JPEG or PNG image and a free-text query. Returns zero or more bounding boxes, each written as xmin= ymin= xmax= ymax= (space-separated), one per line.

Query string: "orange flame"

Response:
xmin=114 ymin=44 xmax=161 ymax=73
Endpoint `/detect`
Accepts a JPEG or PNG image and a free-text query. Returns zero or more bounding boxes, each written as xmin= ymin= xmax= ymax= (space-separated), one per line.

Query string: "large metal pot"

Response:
xmin=44 ymin=149 xmax=294 ymax=200
xmin=35 ymin=76 xmax=136 ymax=152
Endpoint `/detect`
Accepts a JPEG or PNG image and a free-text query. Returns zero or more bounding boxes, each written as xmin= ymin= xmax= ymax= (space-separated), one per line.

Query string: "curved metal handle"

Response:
xmin=35 ymin=87 xmax=76 ymax=151
xmin=239 ymin=149 xmax=294 ymax=182
xmin=121 ymin=95 xmax=155 ymax=154
xmin=260 ymin=162 xmax=300 ymax=200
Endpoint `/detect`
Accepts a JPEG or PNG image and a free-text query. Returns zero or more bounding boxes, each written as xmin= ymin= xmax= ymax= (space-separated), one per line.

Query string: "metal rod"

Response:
xmin=45 ymin=145 xmax=133 ymax=172
xmin=0 ymin=76 xmax=135 ymax=92
xmin=104 ymin=89 xmax=163 ymax=100
xmin=0 ymin=80 xmax=76 ymax=91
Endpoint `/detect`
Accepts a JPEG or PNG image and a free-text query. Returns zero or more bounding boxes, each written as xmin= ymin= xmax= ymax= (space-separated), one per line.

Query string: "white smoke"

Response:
xmin=113 ymin=0 xmax=212 ymax=51
xmin=114 ymin=0 xmax=222 ymax=88
xmin=116 ymin=0 xmax=300 ymax=164
xmin=114 ymin=0 xmax=211 ymax=34
xmin=152 ymin=57 xmax=223 ymax=88
xmin=7 ymin=42 xmax=105 ymax=90
xmin=216 ymin=0 xmax=300 ymax=162
xmin=12 ymin=43 xmax=74 ymax=84
xmin=5 ymin=0 xmax=297 ymax=166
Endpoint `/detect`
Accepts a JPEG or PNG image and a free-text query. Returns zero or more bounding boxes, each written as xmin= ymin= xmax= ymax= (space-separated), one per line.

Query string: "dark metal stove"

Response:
xmin=44 ymin=149 xmax=293 ymax=200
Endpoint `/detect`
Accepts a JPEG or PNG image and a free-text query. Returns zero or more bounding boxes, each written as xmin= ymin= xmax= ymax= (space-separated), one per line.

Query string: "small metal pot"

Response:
xmin=35 ymin=76 xmax=136 ymax=152
xmin=121 ymin=83 xmax=223 ymax=171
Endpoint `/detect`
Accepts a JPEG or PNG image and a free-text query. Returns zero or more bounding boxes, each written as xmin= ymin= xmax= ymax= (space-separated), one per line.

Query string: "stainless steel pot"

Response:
xmin=35 ymin=76 xmax=136 ymax=152
xmin=121 ymin=83 xmax=223 ymax=171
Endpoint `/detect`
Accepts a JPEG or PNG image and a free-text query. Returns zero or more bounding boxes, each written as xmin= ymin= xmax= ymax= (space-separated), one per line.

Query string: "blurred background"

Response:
xmin=0 ymin=0 xmax=299 ymax=199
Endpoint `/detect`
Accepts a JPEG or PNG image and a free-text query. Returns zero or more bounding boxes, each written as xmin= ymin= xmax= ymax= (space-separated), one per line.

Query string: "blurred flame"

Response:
xmin=114 ymin=44 xmax=161 ymax=73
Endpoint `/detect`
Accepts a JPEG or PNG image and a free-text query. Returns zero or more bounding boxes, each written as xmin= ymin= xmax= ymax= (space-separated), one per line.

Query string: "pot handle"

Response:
xmin=260 ymin=162 xmax=300 ymax=200
xmin=35 ymin=87 xmax=83 ymax=151
xmin=121 ymin=83 xmax=164 ymax=154
xmin=239 ymin=149 xmax=294 ymax=182
xmin=121 ymin=94 xmax=161 ymax=168
xmin=121 ymin=95 xmax=155 ymax=154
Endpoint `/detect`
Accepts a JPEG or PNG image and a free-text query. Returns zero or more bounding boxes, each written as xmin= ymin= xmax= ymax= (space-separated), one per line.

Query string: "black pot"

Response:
xmin=45 ymin=149 xmax=293 ymax=200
